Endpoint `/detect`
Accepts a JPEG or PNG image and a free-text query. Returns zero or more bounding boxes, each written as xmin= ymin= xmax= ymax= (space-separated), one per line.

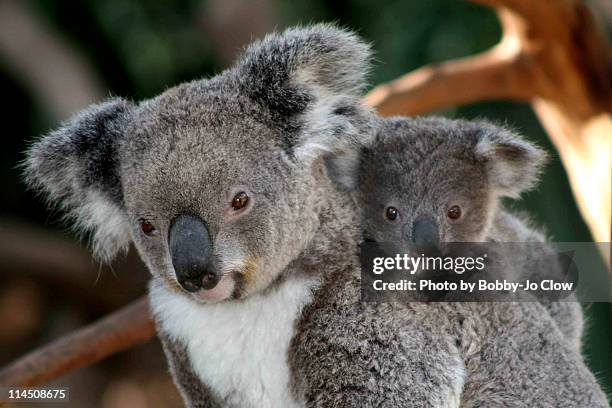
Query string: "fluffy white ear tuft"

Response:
xmin=73 ymin=190 xmax=132 ymax=262
xmin=23 ymin=98 xmax=134 ymax=262
xmin=293 ymin=94 xmax=378 ymax=162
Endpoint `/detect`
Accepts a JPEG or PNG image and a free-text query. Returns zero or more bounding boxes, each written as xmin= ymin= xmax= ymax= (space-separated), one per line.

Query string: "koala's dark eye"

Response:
xmin=231 ymin=191 xmax=249 ymax=211
xmin=447 ymin=205 xmax=462 ymax=220
xmin=385 ymin=206 xmax=399 ymax=221
xmin=139 ymin=218 xmax=157 ymax=236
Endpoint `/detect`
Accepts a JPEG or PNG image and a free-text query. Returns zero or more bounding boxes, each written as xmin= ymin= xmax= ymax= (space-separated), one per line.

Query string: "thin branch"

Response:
xmin=0 ymin=297 xmax=154 ymax=387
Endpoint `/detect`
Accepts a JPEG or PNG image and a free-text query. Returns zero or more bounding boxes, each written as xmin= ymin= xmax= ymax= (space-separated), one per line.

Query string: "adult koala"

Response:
xmin=23 ymin=24 xmax=608 ymax=408
xmin=24 ymin=24 xmax=381 ymax=407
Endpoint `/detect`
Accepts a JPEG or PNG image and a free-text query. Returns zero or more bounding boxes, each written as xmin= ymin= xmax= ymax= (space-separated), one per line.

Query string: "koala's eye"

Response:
xmin=139 ymin=218 xmax=157 ymax=236
xmin=447 ymin=205 xmax=462 ymax=220
xmin=231 ymin=191 xmax=249 ymax=211
xmin=385 ymin=206 xmax=399 ymax=221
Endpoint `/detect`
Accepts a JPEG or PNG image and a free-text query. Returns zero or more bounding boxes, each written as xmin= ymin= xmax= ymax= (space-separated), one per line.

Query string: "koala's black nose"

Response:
xmin=411 ymin=217 xmax=440 ymax=254
xmin=169 ymin=215 xmax=218 ymax=292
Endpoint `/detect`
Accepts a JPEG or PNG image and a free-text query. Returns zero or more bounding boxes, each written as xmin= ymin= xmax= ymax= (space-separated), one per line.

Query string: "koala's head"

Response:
xmin=344 ymin=117 xmax=546 ymax=251
xmin=24 ymin=24 xmax=375 ymax=303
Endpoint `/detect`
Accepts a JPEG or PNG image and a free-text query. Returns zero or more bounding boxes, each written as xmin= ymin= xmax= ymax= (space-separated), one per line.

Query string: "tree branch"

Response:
xmin=364 ymin=42 xmax=532 ymax=116
xmin=0 ymin=297 xmax=154 ymax=387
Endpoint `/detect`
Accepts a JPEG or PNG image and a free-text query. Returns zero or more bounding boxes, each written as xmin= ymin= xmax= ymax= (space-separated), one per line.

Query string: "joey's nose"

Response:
xmin=169 ymin=214 xmax=218 ymax=292
xmin=411 ymin=217 xmax=440 ymax=254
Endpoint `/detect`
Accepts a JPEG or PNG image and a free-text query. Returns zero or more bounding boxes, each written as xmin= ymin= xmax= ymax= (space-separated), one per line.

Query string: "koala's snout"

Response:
xmin=169 ymin=214 xmax=219 ymax=292
xmin=411 ymin=217 xmax=440 ymax=254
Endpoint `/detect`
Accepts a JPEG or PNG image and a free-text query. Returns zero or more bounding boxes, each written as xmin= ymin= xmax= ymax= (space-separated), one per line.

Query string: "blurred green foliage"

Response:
xmin=1 ymin=0 xmax=609 ymax=394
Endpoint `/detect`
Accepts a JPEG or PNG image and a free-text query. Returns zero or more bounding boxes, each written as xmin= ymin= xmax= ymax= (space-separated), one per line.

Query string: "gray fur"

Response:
xmin=292 ymin=287 xmax=608 ymax=406
xmin=489 ymin=210 xmax=584 ymax=348
xmin=330 ymin=116 xmax=607 ymax=406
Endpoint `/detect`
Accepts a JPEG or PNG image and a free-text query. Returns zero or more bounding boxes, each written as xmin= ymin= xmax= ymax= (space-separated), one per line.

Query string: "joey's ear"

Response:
xmin=23 ymin=98 xmax=135 ymax=262
xmin=236 ymin=23 xmax=377 ymax=160
xmin=474 ymin=124 xmax=547 ymax=198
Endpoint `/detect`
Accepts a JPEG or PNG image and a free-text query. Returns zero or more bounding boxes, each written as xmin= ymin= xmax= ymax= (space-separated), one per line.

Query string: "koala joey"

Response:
xmin=24 ymin=24 xmax=607 ymax=407
xmin=328 ymin=116 xmax=608 ymax=406
xmin=350 ymin=117 xmax=584 ymax=345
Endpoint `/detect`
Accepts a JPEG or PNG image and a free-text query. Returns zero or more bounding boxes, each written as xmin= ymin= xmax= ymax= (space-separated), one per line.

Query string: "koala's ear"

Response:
xmin=237 ymin=23 xmax=377 ymax=160
xmin=474 ymin=124 xmax=547 ymax=198
xmin=24 ymin=98 xmax=135 ymax=262
xmin=324 ymin=147 xmax=363 ymax=192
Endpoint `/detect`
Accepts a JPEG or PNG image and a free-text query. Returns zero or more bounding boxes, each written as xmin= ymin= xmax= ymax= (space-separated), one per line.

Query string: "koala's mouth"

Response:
xmin=191 ymin=271 xmax=237 ymax=303
xmin=189 ymin=258 xmax=260 ymax=303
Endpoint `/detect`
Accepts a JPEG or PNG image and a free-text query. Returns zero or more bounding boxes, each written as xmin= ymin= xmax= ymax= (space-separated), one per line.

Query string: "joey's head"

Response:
xmin=334 ymin=117 xmax=546 ymax=252
xmin=24 ymin=24 xmax=376 ymax=303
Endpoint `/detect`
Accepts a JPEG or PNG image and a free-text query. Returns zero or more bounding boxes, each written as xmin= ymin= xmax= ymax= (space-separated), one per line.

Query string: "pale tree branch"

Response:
xmin=364 ymin=42 xmax=533 ymax=116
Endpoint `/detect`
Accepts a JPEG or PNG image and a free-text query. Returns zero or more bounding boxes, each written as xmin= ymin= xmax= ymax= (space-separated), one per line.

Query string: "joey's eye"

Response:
xmin=385 ymin=206 xmax=399 ymax=221
xmin=139 ymin=218 xmax=157 ymax=236
xmin=447 ymin=205 xmax=462 ymax=220
xmin=231 ymin=191 xmax=249 ymax=211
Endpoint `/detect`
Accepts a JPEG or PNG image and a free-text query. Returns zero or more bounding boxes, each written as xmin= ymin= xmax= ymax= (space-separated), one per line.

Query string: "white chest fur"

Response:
xmin=150 ymin=277 xmax=317 ymax=408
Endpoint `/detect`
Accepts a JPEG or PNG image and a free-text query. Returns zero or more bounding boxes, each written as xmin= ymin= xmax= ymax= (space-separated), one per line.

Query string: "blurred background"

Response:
xmin=0 ymin=0 xmax=610 ymax=406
